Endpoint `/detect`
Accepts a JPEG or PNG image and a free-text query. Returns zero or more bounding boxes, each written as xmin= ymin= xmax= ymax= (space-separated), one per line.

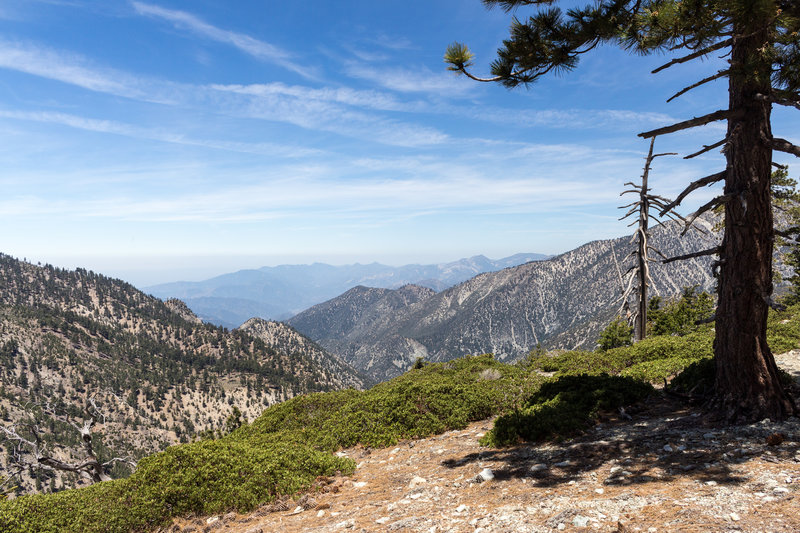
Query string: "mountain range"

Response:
xmin=287 ymin=218 xmax=726 ymax=382
xmin=143 ymin=254 xmax=549 ymax=328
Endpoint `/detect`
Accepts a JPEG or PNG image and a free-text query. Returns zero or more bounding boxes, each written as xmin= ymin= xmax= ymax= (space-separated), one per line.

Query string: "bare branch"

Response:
xmin=667 ymin=70 xmax=729 ymax=103
xmin=652 ymin=38 xmax=733 ymax=73
xmin=659 ymin=171 xmax=726 ymax=215
xmin=639 ymin=109 xmax=741 ymax=139
xmin=681 ymin=195 xmax=733 ymax=235
xmin=684 ymin=138 xmax=727 ymax=160
xmin=772 ymin=137 xmax=800 ymax=158
xmin=662 ymin=246 xmax=722 ymax=264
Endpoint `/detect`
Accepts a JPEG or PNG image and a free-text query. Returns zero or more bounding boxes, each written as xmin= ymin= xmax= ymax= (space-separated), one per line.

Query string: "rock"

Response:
xmin=530 ymin=463 xmax=548 ymax=472
xmin=290 ymin=506 xmax=304 ymax=515
xmin=317 ymin=510 xmax=325 ymax=518
xmin=476 ymin=468 xmax=494 ymax=482
xmin=205 ymin=517 xmax=219 ymax=526
xmin=730 ymin=512 xmax=741 ymax=521
xmin=376 ymin=517 xmax=390 ymax=524
xmin=409 ymin=476 xmax=427 ymax=489
xmin=456 ymin=504 xmax=468 ymax=513
xmin=353 ymin=481 xmax=367 ymax=488
xmin=335 ymin=519 xmax=355 ymax=529
xmin=663 ymin=444 xmax=673 ymax=452
xmin=573 ymin=515 xmax=590 ymax=527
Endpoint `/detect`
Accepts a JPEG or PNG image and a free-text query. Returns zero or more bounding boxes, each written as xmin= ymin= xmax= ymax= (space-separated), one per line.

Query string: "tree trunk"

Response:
xmin=713 ymin=17 xmax=797 ymax=422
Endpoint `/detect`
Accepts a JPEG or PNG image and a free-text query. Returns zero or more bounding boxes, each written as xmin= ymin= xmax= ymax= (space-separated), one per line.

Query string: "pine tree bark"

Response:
xmin=713 ymin=19 xmax=797 ymax=422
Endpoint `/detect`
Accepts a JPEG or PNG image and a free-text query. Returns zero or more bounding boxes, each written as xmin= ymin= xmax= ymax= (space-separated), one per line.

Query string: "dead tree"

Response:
xmin=618 ymin=137 xmax=678 ymax=341
xmin=0 ymin=397 xmax=135 ymax=492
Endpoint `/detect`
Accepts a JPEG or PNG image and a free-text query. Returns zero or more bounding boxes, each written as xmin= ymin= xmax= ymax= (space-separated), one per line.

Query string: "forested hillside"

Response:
xmin=0 ymin=254 xmax=364 ymax=495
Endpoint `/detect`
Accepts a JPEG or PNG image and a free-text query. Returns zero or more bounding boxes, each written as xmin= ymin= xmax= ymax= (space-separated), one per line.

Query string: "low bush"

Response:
xmin=482 ymin=374 xmax=653 ymax=446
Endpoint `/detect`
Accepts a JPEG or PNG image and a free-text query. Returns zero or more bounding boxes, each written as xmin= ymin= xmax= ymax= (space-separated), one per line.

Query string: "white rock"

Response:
xmin=375 ymin=517 xmax=389 ymax=524
xmin=554 ymin=460 xmax=572 ymax=468
xmin=317 ymin=510 xmax=325 ymax=518
xmin=730 ymin=513 xmax=741 ymax=521
xmin=705 ymin=481 xmax=718 ymax=486
xmin=530 ymin=463 xmax=548 ymax=472
xmin=456 ymin=504 xmax=468 ymax=513
xmin=773 ymin=487 xmax=790 ymax=493
xmin=353 ymin=481 xmax=367 ymax=488
xmin=478 ymin=468 xmax=495 ymax=482
xmin=291 ymin=506 xmax=304 ymax=515
xmin=206 ymin=516 xmax=220 ymax=525
xmin=609 ymin=466 xmax=624 ymax=475
xmin=595 ymin=488 xmax=605 ymax=494
xmin=557 ymin=524 xmax=566 ymax=531
xmin=409 ymin=475 xmax=427 ymax=488
xmin=573 ymin=515 xmax=590 ymax=527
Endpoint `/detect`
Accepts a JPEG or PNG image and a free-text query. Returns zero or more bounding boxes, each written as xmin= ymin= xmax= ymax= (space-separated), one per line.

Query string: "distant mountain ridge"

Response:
xmin=143 ymin=254 xmax=549 ymax=328
xmin=287 ymin=218 xmax=727 ymax=382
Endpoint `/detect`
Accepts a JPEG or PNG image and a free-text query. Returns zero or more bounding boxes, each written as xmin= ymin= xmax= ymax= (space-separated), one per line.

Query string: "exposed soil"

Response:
xmin=165 ymin=354 xmax=800 ymax=533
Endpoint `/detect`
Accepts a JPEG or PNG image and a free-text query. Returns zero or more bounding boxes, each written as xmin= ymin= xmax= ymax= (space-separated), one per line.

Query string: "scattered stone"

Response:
xmin=573 ymin=515 xmax=590 ymax=527
xmin=205 ymin=517 xmax=219 ymax=526
xmin=290 ymin=506 xmax=304 ymax=515
xmin=335 ymin=519 xmax=355 ymax=529
xmin=409 ymin=475 xmax=427 ymax=489
xmin=475 ymin=468 xmax=494 ymax=482
xmin=376 ymin=517 xmax=390 ymax=524
xmin=353 ymin=481 xmax=367 ymax=488
xmin=595 ymin=488 xmax=605 ymax=494
xmin=730 ymin=513 xmax=741 ymax=521
xmin=663 ymin=444 xmax=673 ymax=452
xmin=530 ymin=463 xmax=548 ymax=472
xmin=316 ymin=502 xmax=331 ymax=511
xmin=456 ymin=504 xmax=468 ymax=513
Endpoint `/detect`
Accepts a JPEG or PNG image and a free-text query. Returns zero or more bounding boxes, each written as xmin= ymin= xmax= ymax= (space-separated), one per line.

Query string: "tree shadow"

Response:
xmin=441 ymin=393 xmax=799 ymax=489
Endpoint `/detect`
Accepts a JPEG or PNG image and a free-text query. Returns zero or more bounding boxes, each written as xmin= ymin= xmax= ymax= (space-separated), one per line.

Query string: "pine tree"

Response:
xmin=446 ymin=0 xmax=800 ymax=422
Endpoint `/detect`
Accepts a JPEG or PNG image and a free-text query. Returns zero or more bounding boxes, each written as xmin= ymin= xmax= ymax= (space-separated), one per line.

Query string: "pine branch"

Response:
xmin=639 ymin=109 xmax=740 ymax=139
xmin=662 ymin=246 xmax=721 ymax=264
xmin=772 ymin=137 xmax=800 ymax=157
xmin=659 ymin=171 xmax=726 ymax=216
xmin=754 ymin=92 xmax=800 ymax=111
xmin=667 ymin=70 xmax=729 ymax=103
xmin=684 ymin=138 xmax=727 ymax=159
xmin=652 ymin=39 xmax=733 ymax=74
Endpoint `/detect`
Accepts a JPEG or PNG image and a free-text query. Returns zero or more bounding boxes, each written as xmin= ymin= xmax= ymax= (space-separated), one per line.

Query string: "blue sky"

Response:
xmin=1 ymin=1 xmax=798 ymax=286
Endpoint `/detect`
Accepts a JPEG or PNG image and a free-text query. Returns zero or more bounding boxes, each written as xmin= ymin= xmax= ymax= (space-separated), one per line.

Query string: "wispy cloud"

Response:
xmin=0 ymin=109 xmax=326 ymax=158
xmin=345 ymin=62 xmax=474 ymax=95
xmin=209 ymin=83 xmax=448 ymax=147
xmin=0 ymin=39 xmax=154 ymax=100
xmin=210 ymin=82 xmax=419 ymax=113
xmin=131 ymin=1 xmax=316 ymax=80
xmin=9 ymin=171 xmax=621 ymax=223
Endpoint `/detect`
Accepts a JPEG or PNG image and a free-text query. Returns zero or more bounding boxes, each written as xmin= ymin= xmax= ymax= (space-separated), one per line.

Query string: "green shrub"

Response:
xmin=482 ymin=374 xmax=653 ymax=446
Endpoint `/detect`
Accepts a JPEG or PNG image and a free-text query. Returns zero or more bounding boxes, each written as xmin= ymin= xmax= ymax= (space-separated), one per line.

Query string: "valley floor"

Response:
xmin=165 ymin=356 xmax=800 ymax=533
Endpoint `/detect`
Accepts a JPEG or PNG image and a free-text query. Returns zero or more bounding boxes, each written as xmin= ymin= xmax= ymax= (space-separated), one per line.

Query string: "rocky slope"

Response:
xmin=288 ymin=219 xmax=723 ymax=382
xmin=0 ymin=254 xmax=365 ymax=495
xmin=144 ymin=254 xmax=547 ymax=328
